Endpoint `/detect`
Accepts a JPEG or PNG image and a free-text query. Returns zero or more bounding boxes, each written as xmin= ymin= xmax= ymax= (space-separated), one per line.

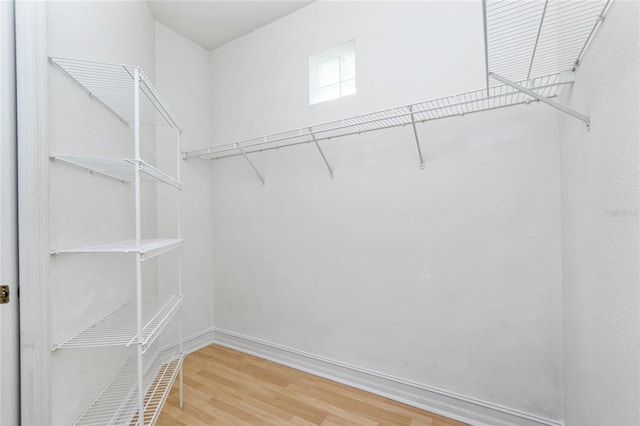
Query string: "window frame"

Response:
xmin=309 ymin=40 xmax=356 ymax=105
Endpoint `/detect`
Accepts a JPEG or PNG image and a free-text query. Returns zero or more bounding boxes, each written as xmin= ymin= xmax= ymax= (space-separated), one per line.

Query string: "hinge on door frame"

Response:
xmin=0 ymin=285 xmax=9 ymax=304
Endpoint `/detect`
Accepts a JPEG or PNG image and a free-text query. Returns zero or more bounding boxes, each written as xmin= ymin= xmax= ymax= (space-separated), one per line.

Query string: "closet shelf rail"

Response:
xmin=51 ymin=238 xmax=183 ymax=262
xmin=483 ymin=0 xmax=612 ymax=87
xmin=52 ymin=295 xmax=183 ymax=353
xmin=51 ymin=155 xmax=183 ymax=190
xmin=49 ymin=57 xmax=183 ymax=133
xmin=73 ymin=349 xmax=185 ymax=426
xmin=185 ymin=72 xmax=574 ymax=179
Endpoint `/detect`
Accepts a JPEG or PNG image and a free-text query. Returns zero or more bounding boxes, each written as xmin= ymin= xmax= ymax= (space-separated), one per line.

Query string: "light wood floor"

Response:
xmin=157 ymin=344 xmax=465 ymax=426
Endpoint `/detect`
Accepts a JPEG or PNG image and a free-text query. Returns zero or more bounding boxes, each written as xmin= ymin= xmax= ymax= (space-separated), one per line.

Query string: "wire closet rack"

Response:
xmin=49 ymin=57 xmax=185 ymax=425
xmin=51 ymin=239 xmax=184 ymax=261
xmin=188 ymin=72 xmax=572 ymax=162
xmin=483 ymin=0 xmax=611 ymax=86
xmin=50 ymin=156 xmax=183 ymax=189
xmin=49 ymin=57 xmax=183 ymax=131
xmin=184 ymin=0 xmax=612 ymax=184
xmin=73 ymin=349 xmax=184 ymax=426
xmin=52 ymin=295 xmax=183 ymax=353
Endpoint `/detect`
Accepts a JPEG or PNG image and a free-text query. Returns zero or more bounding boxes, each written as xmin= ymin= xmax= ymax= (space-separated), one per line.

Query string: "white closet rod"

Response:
xmin=184 ymin=72 xmax=574 ymax=169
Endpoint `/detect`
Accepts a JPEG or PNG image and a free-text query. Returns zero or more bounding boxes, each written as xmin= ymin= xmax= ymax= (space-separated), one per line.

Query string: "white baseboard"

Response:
xmin=207 ymin=328 xmax=562 ymax=426
xmin=164 ymin=327 xmax=217 ymax=355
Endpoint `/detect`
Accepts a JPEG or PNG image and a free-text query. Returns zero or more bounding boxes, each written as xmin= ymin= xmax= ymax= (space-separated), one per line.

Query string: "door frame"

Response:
xmin=15 ymin=1 xmax=51 ymax=424
xmin=0 ymin=0 xmax=20 ymax=424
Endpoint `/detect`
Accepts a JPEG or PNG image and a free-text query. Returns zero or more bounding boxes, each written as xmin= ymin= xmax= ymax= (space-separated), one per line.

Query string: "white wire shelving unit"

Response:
xmin=49 ymin=56 xmax=185 ymax=425
xmin=73 ymin=349 xmax=185 ymax=426
xmin=50 ymin=156 xmax=183 ymax=189
xmin=188 ymin=72 xmax=570 ymax=162
xmin=185 ymin=0 xmax=612 ymax=184
xmin=51 ymin=239 xmax=183 ymax=261
xmin=49 ymin=57 xmax=183 ymax=132
xmin=483 ymin=0 xmax=611 ymax=86
xmin=52 ymin=295 xmax=184 ymax=353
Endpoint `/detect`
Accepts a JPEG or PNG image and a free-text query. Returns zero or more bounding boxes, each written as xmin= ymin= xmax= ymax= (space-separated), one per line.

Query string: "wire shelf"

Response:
xmin=51 ymin=156 xmax=183 ymax=190
xmin=52 ymin=238 xmax=183 ymax=261
xmin=186 ymin=72 xmax=572 ymax=160
xmin=73 ymin=349 xmax=184 ymax=426
xmin=49 ymin=57 xmax=183 ymax=133
xmin=53 ymin=295 xmax=183 ymax=353
xmin=484 ymin=0 xmax=611 ymax=85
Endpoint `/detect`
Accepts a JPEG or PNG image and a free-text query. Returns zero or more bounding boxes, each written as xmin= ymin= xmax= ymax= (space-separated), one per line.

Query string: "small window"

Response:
xmin=309 ymin=41 xmax=356 ymax=105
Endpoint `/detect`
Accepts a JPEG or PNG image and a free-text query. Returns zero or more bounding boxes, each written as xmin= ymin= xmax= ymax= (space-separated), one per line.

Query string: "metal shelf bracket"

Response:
xmin=489 ymin=72 xmax=590 ymax=130
xmin=236 ymin=143 xmax=265 ymax=185
xmin=408 ymin=105 xmax=425 ymax=169
xmin=309 ymin=128 xmax=334 ymax=179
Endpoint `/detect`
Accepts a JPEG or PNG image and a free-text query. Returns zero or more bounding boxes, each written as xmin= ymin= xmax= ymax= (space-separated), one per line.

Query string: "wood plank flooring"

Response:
xmin=157 ymin=344 xmax=465 ymax=426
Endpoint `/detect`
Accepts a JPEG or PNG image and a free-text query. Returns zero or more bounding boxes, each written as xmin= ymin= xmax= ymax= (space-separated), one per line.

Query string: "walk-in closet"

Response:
xmin=1 ymin=0 xmax=638 ymax=425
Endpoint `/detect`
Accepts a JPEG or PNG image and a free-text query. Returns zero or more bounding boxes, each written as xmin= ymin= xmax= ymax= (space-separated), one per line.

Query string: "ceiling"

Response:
xmin=147 ymin=1 xmax=314 ymax=51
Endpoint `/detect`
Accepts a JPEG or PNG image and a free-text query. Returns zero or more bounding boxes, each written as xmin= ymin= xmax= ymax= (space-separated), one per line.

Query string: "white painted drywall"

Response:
xmin=46 ymin=2 xmax=160 ymax=424
xmin=559 ymin=2 xmax=640 ymax=425
xmin=148 ymin=0 xmax=314 ymax=51
xmin=208 ymin=1 xmax=563 ymax=421
xmin=210 ymin=1 xmax=487 ymax=143
xmin=154 ymin=22 xmax=215 ymax=344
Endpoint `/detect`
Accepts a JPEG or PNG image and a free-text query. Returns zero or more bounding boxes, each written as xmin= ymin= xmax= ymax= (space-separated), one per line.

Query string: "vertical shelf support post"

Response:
xmin=309 ymin=128 xmax=334 ymax=179
xmin=133 ymin=67 xmax=145 ymax=425
xmin=574 ymin=0 xmax=612 ymax=70
xmin=176 ymin=128 xmax=184 ymax=410
xmin=236 ymin=143 xmax=265 ymax=185
xmin=409 ymin=105 xmax=425 ymax=169
xmin=527 ymin=0 xmax=549 ymax=81
xmin=482 ymin=0 xmax=490 ymax=96
xmin=489 ymin=72 xmax=590 ymax=129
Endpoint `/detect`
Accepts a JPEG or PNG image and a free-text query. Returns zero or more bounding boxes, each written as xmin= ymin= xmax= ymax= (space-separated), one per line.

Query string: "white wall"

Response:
xmin=154 ymin=22 xmax=215 ymax=344
xmin=210 ymin=1 xmax=487 ymax=143
xmin=559 ymin=2 xmax=640 ymax=425
xmin=208 ymin=1 xmax=563 ymax=421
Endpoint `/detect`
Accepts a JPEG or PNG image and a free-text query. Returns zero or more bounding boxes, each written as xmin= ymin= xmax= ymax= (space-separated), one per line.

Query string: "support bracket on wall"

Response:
xmin=236 ymin=143 xmax=265 ymax=185
xmin=408 ymin=105 xmax=425 ymax=169
xmin=309 ymin=128 xmax=334 ymax=179
xmin=489 ymin=72 xmax=590 ymax=130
